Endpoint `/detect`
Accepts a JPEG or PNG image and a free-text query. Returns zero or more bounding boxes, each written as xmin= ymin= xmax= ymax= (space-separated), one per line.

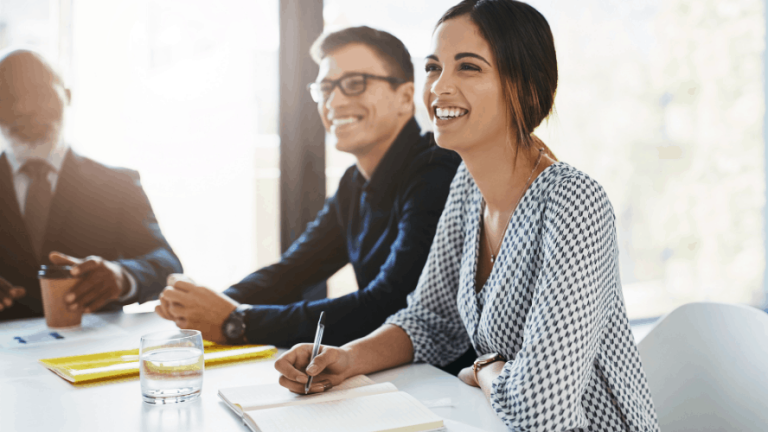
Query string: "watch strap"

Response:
xmin=473 ymin=353 xmax=503 ymax=384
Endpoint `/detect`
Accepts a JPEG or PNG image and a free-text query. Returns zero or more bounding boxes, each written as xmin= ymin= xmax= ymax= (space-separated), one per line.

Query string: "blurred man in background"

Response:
xmin=0 ymin=49 xmax=183 ymax=321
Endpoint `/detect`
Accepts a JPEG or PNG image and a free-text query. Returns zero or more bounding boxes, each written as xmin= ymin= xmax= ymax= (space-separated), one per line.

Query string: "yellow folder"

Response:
xmin=39 ymin=341 xmax=277 ymax=384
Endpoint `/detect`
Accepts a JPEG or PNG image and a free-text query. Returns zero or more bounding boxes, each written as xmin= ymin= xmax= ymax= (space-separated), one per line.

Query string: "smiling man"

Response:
xmin=156 ymin=26 xmax=461 ymax=349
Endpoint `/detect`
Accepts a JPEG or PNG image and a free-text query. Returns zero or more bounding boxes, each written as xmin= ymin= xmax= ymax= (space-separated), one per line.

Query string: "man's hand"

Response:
xmin=458 ymin=366 xmax=479 ymax=388
xmin=155 ymin=274 xmax=239 ymax=344
xmin=0 ymin=275 xmax=25 ymax=312
xmin=49 ymin=251 xmax=129 ymax=313
xmin=154 ymin=274 xmax=192 ymax=324
xmin=274 ymin=344 xmax=353 ymax=394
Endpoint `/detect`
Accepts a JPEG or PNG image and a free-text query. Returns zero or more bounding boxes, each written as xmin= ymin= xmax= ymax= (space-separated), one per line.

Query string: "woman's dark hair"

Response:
xmin=310 ymin=26 xmax=414 ymax=85
xmin=437 ymin=0 xmax=557 ymax=154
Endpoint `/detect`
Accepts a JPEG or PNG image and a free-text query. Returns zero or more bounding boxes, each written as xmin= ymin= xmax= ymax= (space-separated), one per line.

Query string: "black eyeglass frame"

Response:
xmin=307 ymin=73 xmax=405 ymax=103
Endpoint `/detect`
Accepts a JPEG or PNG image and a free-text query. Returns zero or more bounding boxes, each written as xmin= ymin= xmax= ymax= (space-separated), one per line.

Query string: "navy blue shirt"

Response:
xmin=224 ymin=118 xmax=461 ymax=347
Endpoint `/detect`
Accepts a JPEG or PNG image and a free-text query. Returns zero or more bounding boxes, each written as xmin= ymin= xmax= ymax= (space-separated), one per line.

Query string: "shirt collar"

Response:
xmin=360 ymin=117 xmax=423 ymax=196
xmin=1 ymin=138 xmax=69 ymax=175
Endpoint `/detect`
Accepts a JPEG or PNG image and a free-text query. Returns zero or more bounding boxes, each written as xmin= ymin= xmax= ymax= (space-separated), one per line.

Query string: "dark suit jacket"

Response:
xmin=0 ymin=149 xmax=183 ymax=321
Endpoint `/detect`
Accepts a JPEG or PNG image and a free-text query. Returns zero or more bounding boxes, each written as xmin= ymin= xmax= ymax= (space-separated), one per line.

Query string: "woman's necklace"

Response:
xmin=482 ymin=148 xmax=544 ymax=265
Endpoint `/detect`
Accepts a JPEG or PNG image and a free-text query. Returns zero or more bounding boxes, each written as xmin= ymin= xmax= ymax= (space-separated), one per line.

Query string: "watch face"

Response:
xmin=224 ymin=316 xmax=245 ymax=339
xmin=225 ymin=322 xmax=236 ymax=337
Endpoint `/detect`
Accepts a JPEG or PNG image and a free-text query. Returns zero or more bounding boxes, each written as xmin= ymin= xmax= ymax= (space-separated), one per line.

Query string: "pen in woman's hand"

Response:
xmin=305 ymin=311 xmax=326 ymax=395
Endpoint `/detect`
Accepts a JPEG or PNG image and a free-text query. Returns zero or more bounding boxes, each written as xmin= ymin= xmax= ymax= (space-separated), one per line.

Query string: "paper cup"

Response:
xmin=38 ymin=265 xmax=82 ymax=328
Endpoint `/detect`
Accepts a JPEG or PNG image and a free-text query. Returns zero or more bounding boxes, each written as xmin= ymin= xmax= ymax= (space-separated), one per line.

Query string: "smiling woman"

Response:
xmin=275 ymin=1 xmax=660 ymax=431
xmin=323 ymin=0 xmax=768 ymax=320
xmin=423 ymin=7 xmax=557 ymax=161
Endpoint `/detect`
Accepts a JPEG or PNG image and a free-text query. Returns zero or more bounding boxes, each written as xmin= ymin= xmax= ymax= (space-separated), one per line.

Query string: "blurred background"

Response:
xmin=2 ymin=0 xmax=764 ymax=321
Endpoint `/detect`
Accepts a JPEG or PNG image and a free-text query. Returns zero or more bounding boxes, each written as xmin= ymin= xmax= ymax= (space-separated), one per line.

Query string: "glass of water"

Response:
xmin=140 ymin=329 xmax=204 ymax=404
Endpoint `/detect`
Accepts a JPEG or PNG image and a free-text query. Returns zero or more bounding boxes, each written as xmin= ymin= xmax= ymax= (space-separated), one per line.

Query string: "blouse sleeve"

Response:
xmin=385 ymin=164 xmax=473 ymax=367
xmin=490 ymin=174 xmax=618 ymax=431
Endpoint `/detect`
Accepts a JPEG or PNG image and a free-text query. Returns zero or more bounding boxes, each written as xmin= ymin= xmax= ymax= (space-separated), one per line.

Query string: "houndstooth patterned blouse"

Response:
xmin=386 ymin=162 xmax=659 ymax=431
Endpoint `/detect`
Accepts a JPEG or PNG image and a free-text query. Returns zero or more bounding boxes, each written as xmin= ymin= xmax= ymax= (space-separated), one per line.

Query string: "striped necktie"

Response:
xmin=21 ymin=159 xmax=54 ymax=260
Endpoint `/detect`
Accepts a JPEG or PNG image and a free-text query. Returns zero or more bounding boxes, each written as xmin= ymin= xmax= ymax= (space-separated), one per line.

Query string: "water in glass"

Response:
xmin=140 ymin=330 xmax=204 ymax=404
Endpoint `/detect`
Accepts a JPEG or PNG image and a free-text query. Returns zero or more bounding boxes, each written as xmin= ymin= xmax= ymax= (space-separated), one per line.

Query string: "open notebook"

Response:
xmin=219 ymin=375 xmax=445 ymax=432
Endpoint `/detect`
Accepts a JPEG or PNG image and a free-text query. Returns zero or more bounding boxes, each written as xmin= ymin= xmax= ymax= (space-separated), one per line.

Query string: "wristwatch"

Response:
xmin=222 ymin=304 xmax=250 ymax=345
xmin=473 ymin=352 xmax=504 ymax=384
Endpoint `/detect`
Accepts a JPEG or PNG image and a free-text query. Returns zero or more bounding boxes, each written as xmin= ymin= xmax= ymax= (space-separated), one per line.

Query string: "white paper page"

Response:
xmin=245 ymin=391 xmax=444 ymax=432
xmin=219 ymin=374 xmax=377 ymax=414
xmin=0 ymin=315 xmax=127 ymax=349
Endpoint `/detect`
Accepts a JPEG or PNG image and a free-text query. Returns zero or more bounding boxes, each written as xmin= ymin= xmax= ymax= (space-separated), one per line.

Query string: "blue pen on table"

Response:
xmin=305 ymin=311 xmax=326 ymax=395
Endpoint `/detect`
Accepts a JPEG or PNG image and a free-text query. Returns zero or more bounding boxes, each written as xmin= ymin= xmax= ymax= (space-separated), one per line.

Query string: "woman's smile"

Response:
xmin=433 ymin=106 xmax=470 ymax=129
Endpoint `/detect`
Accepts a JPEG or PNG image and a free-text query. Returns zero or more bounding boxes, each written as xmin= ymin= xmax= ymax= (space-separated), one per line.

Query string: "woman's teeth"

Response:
xmin=435 ymin=107 xmax=468 ymax=120
xmin=332 ymin=117 xmax=359 ymax=126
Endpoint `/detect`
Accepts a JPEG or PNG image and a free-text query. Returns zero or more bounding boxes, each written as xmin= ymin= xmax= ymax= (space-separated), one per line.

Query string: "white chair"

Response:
xmin=637 ymin=302 xmax=768 ymax=431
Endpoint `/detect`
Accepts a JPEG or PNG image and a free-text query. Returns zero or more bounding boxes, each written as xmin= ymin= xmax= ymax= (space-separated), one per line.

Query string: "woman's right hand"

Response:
xmin=274 ymin=343 xmax=353 ymax=394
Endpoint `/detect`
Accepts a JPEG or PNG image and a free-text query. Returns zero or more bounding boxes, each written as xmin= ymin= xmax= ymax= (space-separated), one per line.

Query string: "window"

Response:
xmin=4 ymin=1 xmax=764 ymax=318
xmin=0 ymin=0 xmax=67 ymax=68
xmin=323 ymin=0 xmax=766 ymax=319
xmin=66 ymin=0 xmax=281 ymax=310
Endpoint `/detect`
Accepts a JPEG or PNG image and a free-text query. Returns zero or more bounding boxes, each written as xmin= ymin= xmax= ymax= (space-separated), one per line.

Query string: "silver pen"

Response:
xmin=305 ymin=311 xmax=326 ymax=395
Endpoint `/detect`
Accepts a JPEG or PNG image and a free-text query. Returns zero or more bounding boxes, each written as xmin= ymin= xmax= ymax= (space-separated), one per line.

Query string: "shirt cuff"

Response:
xmin=241 ymin=304 xmax=317 ymax=347
xmin=117 ymin=266 xmax=138 ymax=304
xmin=222 ymin=286 xmax=243 ymax=303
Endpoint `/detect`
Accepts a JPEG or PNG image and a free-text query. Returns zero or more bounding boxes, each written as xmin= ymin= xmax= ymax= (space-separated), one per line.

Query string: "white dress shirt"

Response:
xmin=3 ymin=138 xmax=69 ymax=214
xmin=1 ymin=139 xmax=138 ymax=304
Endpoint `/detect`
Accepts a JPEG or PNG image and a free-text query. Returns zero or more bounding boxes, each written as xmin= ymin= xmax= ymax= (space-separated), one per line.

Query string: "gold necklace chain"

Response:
xmin=482 ymin=148 xmax=544 ymax=265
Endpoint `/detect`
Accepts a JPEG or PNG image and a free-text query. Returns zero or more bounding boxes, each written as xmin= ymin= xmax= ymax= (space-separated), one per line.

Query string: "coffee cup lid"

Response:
xmin=38 ymin=265 xmax=74 ymax=279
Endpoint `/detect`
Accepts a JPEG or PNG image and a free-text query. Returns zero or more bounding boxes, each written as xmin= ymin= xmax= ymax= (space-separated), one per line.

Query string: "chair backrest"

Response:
xmin=637 ymin=302 xmax=768 ymax=432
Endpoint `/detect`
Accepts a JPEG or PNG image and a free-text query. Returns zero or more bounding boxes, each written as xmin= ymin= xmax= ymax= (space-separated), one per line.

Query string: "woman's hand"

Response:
xmin=458 ymin=366 xmax=479 ymax=387
xmin=460 ymin=361 xmax=506 ymax=401
xmin=274 ymin=344 xmax=353 ymax=394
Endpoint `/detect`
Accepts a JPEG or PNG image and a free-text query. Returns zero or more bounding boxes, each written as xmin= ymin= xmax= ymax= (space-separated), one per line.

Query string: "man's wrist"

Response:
xmin=115 ymin=264 xmax=138 ymax=303
xmin=120 ymin=274 xmax=130 ymax=296
xmin=222 ymin=304 xmax=250 ymax=344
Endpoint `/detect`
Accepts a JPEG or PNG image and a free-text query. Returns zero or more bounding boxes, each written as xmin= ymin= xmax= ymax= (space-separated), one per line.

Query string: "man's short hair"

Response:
xmin=310 ymin=26 xmax=414 ymax=83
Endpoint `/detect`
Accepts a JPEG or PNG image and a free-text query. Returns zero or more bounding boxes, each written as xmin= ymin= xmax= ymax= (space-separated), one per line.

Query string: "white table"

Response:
xmin=0 ymin=312 xmax=508 ymax=431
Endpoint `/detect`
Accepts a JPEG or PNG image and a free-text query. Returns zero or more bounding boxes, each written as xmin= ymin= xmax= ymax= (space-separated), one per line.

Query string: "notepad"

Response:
xmin=39 ymin=341 xmax=277 ymax=384
xmin=219 ymin=376 xmax=445 ymax=432
xmin=219 ymin=374 xmax=380 ymax=415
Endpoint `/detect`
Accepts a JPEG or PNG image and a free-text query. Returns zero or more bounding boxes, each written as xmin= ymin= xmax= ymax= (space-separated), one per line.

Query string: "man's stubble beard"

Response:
xmin=1 ymin=122 xmax=62 ymax=159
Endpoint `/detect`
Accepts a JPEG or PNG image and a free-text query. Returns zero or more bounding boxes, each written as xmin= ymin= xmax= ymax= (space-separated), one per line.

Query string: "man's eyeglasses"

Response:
xmin=307 ymin=73 xmax=405 ymax=103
